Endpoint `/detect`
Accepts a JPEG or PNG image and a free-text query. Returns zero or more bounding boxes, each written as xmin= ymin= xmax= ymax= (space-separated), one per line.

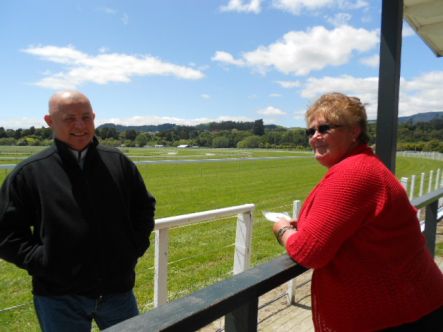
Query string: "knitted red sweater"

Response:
xmin=286 ymin=145 xmax=443 ymax=331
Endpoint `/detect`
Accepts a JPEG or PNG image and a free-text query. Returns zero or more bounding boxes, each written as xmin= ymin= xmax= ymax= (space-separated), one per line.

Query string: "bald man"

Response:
xmin=0 ymin=91 xmax=156 ymax=331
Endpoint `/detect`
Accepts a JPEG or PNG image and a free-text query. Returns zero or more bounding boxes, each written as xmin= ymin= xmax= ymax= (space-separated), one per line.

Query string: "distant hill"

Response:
xmin=97 ymin=122 xmax=281 ymax=133
xmin=398 ymin=111 xmax=443 ymax=124
xmin=97 ymin=123 xmax=177 ymax=132
xmin=97 ymin=111 xmax=443 ymax=132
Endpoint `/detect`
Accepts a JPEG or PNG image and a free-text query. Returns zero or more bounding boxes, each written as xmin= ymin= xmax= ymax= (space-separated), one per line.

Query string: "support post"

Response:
xmin=400 ymin=177 xmax=408 ymax=191
xmin=154 ymin=228 xmax=169 ymax=307
xmin=287 ymin=200 xmax=301 ymax=305
xmin=225 ymin=297 xmax=259 ymax=332
xmin=410 ymin=174 xmax=416 ymax=200
xmin=435 ymin=169 xmax=441 ymax=190
xmin=428 ymin=170 xmax=434 ymax=193
xmin=233 ymin=211 xmax=253 ymax=274
xmin=423 ymin=201 xmax=438 ymax=257
xmin=375 ymin=0 xmax=403 ymax=172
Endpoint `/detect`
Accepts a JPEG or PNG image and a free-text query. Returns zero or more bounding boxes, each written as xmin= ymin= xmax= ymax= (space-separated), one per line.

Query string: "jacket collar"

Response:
xmin=54 ymin=137 xmax=99 ymax=168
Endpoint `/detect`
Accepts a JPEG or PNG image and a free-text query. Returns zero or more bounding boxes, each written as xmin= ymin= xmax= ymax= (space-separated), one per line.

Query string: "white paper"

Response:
xmin=262 ymin=211 xmax=291 ymax=223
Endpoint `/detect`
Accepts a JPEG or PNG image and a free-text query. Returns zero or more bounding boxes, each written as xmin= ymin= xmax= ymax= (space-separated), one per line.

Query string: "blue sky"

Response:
xmin=1 ymin=0 xmax=442 ymax=129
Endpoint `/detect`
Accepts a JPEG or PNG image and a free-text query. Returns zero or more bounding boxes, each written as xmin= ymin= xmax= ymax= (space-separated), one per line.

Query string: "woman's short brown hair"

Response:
xmin=305 ymin=92 xmax=369 ymax=144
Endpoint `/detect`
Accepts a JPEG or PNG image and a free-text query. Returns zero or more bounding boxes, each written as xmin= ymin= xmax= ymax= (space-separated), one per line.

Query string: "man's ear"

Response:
xmin=44 ymin=114 xmax=53 ymax=128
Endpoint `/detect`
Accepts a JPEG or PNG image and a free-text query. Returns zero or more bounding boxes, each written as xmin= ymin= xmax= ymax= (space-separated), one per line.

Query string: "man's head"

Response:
xmin=44 ymin=91 xmax=96 ymax=151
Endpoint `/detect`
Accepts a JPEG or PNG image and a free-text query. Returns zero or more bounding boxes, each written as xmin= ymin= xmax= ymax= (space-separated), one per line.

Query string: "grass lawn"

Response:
xmin=0 ymin=146 xmax=442 ymax=331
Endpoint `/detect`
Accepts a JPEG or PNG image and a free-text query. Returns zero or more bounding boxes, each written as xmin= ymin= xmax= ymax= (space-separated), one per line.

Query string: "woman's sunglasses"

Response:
xmin=305 ymin=124 xmax=343 ymax=138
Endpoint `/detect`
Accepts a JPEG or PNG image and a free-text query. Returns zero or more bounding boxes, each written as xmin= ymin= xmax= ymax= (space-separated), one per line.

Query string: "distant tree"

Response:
xmin=135 ymin=133 xmax=148 ymax=147
xmin=0 ymin=137 xmax=16 ymax=145
xmin=6 ymin=129 xmax=15 ymax=138
xmin=237 ymin=135 xmax=262 ymax=148
xmin=252 ymin=119 xmax=264 ymax=136
xmin=35 ymin=127 xmax=53 ymax=139
xmin=125 ymin=129 xmax=137 ymax=141
xmin=14 ymin=128 xmax=23 ymax=139
xmin=212 ymin=136 xmax=230 ymax=148
xmin=99 ymin=127 xmax=118 ymax=139
xmin=196 ymin=131 xmax=212 ymax=147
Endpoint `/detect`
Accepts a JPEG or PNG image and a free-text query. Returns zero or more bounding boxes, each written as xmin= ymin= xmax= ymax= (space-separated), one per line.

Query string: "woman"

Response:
xmin=273 ymin=92 xmax=443 ymax=331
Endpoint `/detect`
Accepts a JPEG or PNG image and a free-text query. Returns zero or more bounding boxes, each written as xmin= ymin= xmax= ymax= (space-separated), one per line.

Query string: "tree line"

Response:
xmin=0 ymin=118 xmax=442 ymax=152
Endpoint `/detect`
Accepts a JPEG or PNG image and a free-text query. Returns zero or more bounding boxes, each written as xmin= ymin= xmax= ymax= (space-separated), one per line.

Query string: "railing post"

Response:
xmin=410 ymin=174 xmax=416 ymax=200
xmin=400 ymin=177 xmax=408 ymax=192
xmin=419 ymin=172 xmax=425 ymax=197
xmin=225 ymin=297 xmax=259 ymax=332
xmin=428 ymin=170 xmax=434 ymax=193
xmin=287 ymin=200 xmax=301 ymax=305
xmin=154 ymin=228 xmax=169 ymax=307
xmin=233 ymin=210 xmax=253 ymax=274
xmin=435 ymin=169 xmax=441 ymax=190
xmin=423 ymin=200 xmax=438 ymax=257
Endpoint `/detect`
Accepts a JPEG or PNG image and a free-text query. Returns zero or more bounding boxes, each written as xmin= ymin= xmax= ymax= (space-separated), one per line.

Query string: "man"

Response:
xmin=0 ymin=91 xmax=156 ymax=331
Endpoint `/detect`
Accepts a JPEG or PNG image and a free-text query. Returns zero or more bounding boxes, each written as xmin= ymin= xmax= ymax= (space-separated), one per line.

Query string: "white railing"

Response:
xmin=398 ymin=151 xmax=443 ymax=161
xmin=400 ymin=168 xmax=443 ymax=200
xmin=153 ymin=203 xmax=255 ymax=307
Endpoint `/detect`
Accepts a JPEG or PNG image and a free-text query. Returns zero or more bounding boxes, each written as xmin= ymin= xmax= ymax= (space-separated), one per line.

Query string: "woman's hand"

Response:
xmin=273 ymin=219 xmax=297 ymax=246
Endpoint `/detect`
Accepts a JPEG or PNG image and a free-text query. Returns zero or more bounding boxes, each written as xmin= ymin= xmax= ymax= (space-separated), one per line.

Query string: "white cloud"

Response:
xmin=269 ymin=93 xmax=282 ymax=97
xmin=96 ymin=115 xmax=253 ymax=127
xmin=220 ymin=0 xmax=262 ymax=14
xmin=337 ymin=0 xmax=369 ymax=10
xmin=272 ymin=0 xmax=368 ymax=15
xmin=212 ymin=51 xmax=245 ymax=66
xmin=1 ymin=114 xmax=256 ymax=129
xmin=402 ymin=22 xmax=415 ymax=37
xmin=326 ymin=12 xmax=352 ymax=26
xmin=275 ymin=80 xmax=301 ymax=88
xmin=360 ymin=54 xmax=379 ymax=68
xmin=272 ymin=0 xmax=334 ymax=15
xmin=23 ymin=45 xmax=204 ymax=89
xmin=201 ymin=94 xmax=211 ymax=99
xmin=121 ymin=13 xmax=129 ymax=25
xmin=100 ymin=7 xmax=117 ymax=15
xmin=98 ymin=6 xmax=129 ymax=25
xmin=222 ymin=25 xmax=378 ymax=76
xmin=399 ymin=71 xmax=443 ymax=116
xmin=301 ymin=75 xmax=379 ymax=118
xmin=257 ymin=106 xmax=287 ymax=115
xmin=299 ymin=71 xmax=443 ymax=119
xmin=0 ymin=117 xmax=46 ymax=129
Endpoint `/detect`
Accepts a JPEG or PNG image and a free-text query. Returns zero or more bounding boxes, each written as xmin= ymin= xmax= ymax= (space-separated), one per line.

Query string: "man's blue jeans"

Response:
xmin=33 ymin=290 xmax=139 ymax=332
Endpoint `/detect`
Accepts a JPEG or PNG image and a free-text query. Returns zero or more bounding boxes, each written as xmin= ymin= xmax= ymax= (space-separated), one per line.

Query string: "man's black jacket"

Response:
xmin=0 ymin=138 xmax=156 ymax=297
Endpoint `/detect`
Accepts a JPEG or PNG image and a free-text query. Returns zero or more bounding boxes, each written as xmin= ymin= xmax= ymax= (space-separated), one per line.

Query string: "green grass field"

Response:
xmin=0 ymin=146 xmax=442 ymax=331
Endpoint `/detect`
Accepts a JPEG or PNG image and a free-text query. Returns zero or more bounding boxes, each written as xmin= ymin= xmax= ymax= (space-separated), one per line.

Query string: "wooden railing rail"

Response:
xmin=105 ymin=255 xmax=307 ymax=332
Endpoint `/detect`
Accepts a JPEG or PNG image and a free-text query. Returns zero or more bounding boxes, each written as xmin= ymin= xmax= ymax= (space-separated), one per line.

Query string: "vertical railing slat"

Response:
xmin=424 ymin=200 xmax=438 ymax=257
xmin=287 ymin=200 xmax=301 ymax=305
xmin=154 ymin=228 xmax=169 ymax=307
xmin=233 ymin=211 xmax=253 ymax=274
xmin=225 ymin=297 xmax=259 ymax=332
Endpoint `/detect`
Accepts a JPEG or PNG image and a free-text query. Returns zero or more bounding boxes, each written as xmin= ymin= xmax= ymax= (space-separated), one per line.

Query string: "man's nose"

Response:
xmin=73 ymin=119 xmax=86 ymax=128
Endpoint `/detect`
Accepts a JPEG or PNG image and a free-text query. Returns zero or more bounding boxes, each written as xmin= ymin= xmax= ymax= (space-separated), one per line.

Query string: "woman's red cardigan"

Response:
xmin=286 ymin=145 xmax=443 ymax=331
